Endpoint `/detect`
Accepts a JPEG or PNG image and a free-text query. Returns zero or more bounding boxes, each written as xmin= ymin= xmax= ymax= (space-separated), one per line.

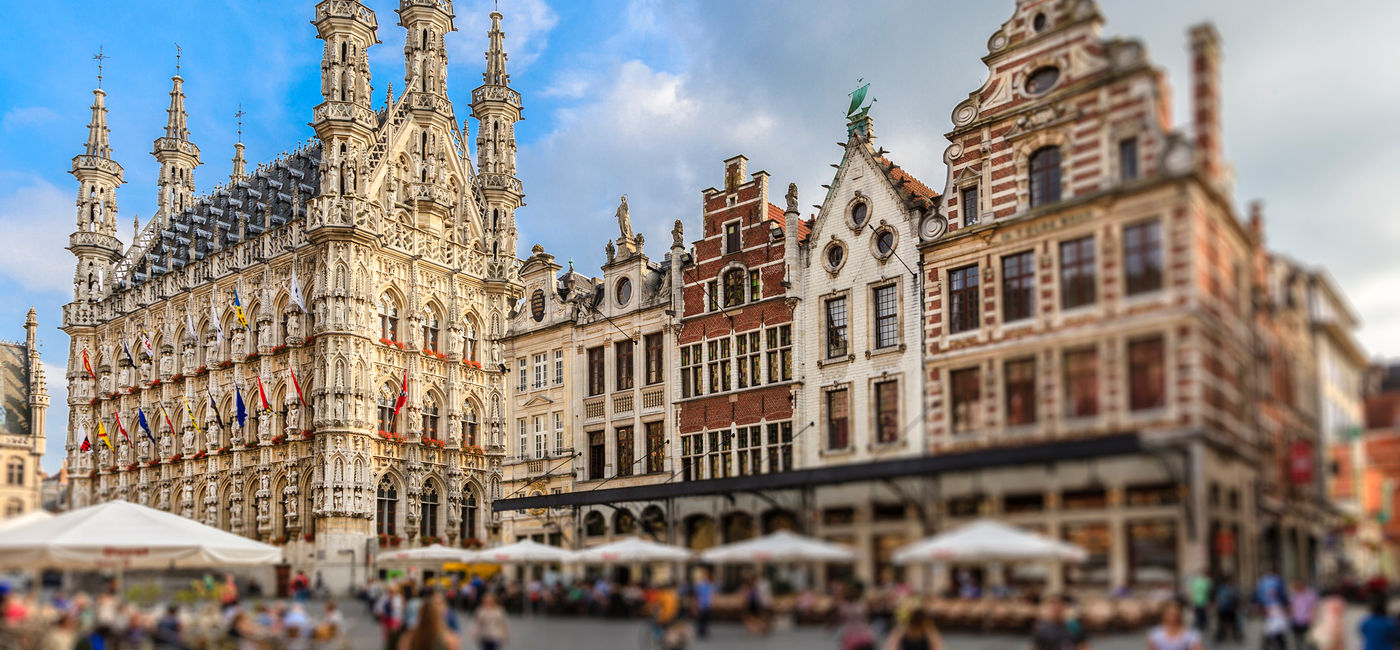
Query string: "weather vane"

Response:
xmin=93 ymin=46 xmax=109 ymax=89
xmin=235 ymin=104 xmax=246 ymax=141
xmin=174 ymin=43 xmax=182 ymax=75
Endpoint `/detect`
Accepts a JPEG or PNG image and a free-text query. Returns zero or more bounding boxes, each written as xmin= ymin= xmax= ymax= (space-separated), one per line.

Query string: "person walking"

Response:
xmin=1187 ymin=573 xmax=1212 ymax=633
xmin=1359 ymin=593 xmax=1400 ymax=650
xmin=882 ymin=609 xmax=943 ymax=650
xmin=1030 ymin=595 xmax=1088 ymax=650
xmin=291 ymin=570 xmax=311 ymax=604
xmin=1287 ymin=580 xmax=1318 ymax=650
xmin=399 ymin=593 xmax=461 ymax=650
xmin=1307 ymin=594 xmax=1345 ymax=650
xmin=473 ymin=592 xmax=509 ymax=650
xmin=692 ymin=569 xmax=714 ymax=640
xmin=1146 ymin=600 xmax=1202 ymax=650
xmin=835 ymin=583 xmax=876 ymax=650
xmin=1213 ymin=576 xmax=1243 ymax=643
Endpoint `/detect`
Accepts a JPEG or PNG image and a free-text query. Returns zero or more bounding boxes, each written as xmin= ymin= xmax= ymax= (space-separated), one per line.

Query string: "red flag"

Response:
xmin=393 ymin=369 xmax=408 ymax=415
xmin=159 ymin=403 xmax=175 ymax=436
xmin=113 ymin=412 xmax=131 ymax=445
xmin=82 ymin=349 xmax=95 ymax=380
xmin=256 ymin=376 xmax=272 ymax=413
xmin=80 ymin=436 xmax=92 ymax=452
xmin=289 ymin=367 xmax=307 ymax=408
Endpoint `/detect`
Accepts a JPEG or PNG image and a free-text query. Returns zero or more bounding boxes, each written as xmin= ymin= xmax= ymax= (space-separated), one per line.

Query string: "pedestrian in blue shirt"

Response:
xmin=1360 ymin=593 xmax=1400 ymax=650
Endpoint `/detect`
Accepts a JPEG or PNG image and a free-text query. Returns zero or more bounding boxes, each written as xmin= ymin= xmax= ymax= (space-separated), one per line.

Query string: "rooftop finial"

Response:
xmin=93 ymin=46 xmax=109 ymax=89
xmin=484 ymin=8 xmax=510 ymax=86
xmin=174 ymin=42 xmax=182 ymax=75
xmin=235 ymin=104 xmax=245 ymax=142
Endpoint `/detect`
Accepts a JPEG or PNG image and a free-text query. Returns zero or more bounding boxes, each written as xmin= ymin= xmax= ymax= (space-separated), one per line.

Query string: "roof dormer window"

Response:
xmin=1025 ymin=66 xmax=1060 ymax=95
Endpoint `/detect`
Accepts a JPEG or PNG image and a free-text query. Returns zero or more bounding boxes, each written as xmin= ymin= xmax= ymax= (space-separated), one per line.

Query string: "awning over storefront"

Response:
xmin=493 ymin=432 xmax=1144 ymax=512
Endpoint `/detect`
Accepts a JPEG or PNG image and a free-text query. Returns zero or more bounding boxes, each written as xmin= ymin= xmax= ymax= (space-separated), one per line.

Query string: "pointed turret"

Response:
xmin=472 ymin=10 xmax=524 ymax=272
xmin=152 ymin=64 xmax=201 ymax=223
xmin=69 ymin=82 xmax=125 ymax=303
xmin=232 ymin=108 xmax=247 ymax=183
xmin=311 ymin=0 xmax=378 ymax=204
xmin=397 ymin=0 xmax=455 ymax=97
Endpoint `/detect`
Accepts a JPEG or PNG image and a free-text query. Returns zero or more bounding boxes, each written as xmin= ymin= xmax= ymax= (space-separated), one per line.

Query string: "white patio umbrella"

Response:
xmin=0 ymin=500 xmax=282 ymax=569
xmin=376 ymin=543 xmax=477 ymax=564
xmin=573 ymin=537 xmax=693 ymax=564
xmin=0 ymin=509 xmax=52 ymax=533
xmin=699 ymin=530 xmax=856 ymax=564
xmin=474 ymin=538 xmax=575 ymax=564
xmin=892 ymin=519 xmax=1087 ymax=565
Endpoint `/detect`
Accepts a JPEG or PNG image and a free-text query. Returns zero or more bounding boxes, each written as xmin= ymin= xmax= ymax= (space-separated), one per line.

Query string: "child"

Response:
xmin=1262 ymin=601 xmax=1288 ymax=650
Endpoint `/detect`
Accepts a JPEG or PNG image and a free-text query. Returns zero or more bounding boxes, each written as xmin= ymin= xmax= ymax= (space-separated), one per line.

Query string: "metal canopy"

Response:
xmin=492 ymin=432 xmax=1144 ymax=512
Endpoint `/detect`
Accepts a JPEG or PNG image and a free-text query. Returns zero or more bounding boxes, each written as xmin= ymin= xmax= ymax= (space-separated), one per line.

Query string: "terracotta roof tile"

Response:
xmin=765 ymin=202 xmax=812 ymax=243
xmin=874 ymin=154 xmax=939 ymax=204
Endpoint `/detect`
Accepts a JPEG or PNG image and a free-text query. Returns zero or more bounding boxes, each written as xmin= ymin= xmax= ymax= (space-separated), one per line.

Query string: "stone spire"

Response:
xmin=483 ymin=11 xmax=508 ymax=87
xmin=84 ymin=88 xmax=113 ymax=159
xmin=69 ymin=57 xmax=125 ymax=303
xmin=231 ymin=106 xmax=247 ymax=182
xmin=397 ymin=0 xmax=455 ymax=97
xmin=152 ymin=51 xmax=201 ymax=222
xmin=472 ymin=9 xmax=524 ymax=273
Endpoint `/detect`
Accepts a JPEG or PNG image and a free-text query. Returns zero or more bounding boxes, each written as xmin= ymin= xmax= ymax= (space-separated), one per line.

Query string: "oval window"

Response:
xmin=850 ymin=202 xmax=869 ymax=229
xmin=1032 ymin=12 xmax=1048 ymax=33
xmin=875 ymin=229 xmax=896 ymax=256
xmin=1025 ymin=66 xmax=1060 ymax=95
xmin=826 ymin=244 xmax=845 ymax=270
xmin=616 ymin=277 xmax=632 ymax=306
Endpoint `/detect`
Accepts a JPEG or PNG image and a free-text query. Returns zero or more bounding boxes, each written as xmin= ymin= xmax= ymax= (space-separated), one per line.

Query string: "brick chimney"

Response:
xmin=1189 ymin=23 xmax=1223 ymax=183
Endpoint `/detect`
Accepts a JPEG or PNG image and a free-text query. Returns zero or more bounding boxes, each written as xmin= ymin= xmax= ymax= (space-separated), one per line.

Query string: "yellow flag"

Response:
xmin=183 ymin=397 xmax=202 ymax=435
xmin=96 ymin=417 xmax=113 ymax=450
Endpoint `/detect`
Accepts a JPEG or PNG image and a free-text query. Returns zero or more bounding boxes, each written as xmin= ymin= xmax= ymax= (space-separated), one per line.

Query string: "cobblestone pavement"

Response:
xmin=337 ymin=609 xmax=1284 ymax=650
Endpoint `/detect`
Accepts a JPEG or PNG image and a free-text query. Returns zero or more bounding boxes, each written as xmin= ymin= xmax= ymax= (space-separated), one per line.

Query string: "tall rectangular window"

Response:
xmin=615 ymin=339 xmax=634 ymax=391
xmin=766 ymin=325 xmax=793 ymax=382
xmin=1060 ymin=236 xmax=1097 ymax=309
xmin=951 ymin=367 xmax=982 ymax=434
xmin=724 ymin=221 xmax=741 ymax=254
xmin=533 ymin=353 xmax=547 ymax=389
xmin=1123 ymin=220 xmax=1163 ymax=295
xmin=1004 ymin=358 xmax=1037 ymax=426
xmin=873 ymin=284 xmax=899 ymax=349
xmin=1129 ymin=336 xmax=1166 ymax=411
xmin=826 ymin=387 xmax=851 ymax=450
xmin=517 ymin=418 xmax=527 ymax=459
xmin=735 ymin=425 xmax=763 ymax=476
xmin=736 ymin=331 xmax=761 ymax=389
xmin=681 ymin=432 xmax=704 ymax=481
xmin=588 ymin=430 xmax=606 ymax=480
xmin=707 ymin=338 xmax=732 ymax=394
xmin=1064 ymin=348 xmax=1100 ymax=418
xmin=765 ymin=422 xmax=793 ymax=473
xmin=948 ymin=265 xmax=980 ymax=334
xmin=554 ymin=350 xmax=564 ymax=385
xmin=874 ymin=379 xmax=900 ymax=444
xmin=533 ymin=415 xmax=546 ymax=459
xmin=553 ymin=412 xmax=565 ymax=455
xmin=644 ymin=333 xmax=664 ymax=385
xmin=517 ymin=358 xmax=527 ymax=392
xmin=1029 ymin=146 xmax=1062 ymax=207
xmin=587 ymin=346 xmax=605 ymax=396
xmin=707 ymin=429 xmax=732 ymax=479
xmin=749 ymin=269 xmax=761 ymax=301
xmin=824 ymin=296 xmax=849 ymax=359
xmin=1119 ymin=137 xmax=1139 ymax=181
xmin=615 ymin=426 xmax=634 ymax=478
xmin=962 ymin=185 xmax=979 ymax=225
xmin=706 ymin=281 xmax=718 ymax=311
xmin=680 ymin=343 xmax=703 ymax=398
xmin=645 ymin=421 xmax=665 ymax=474
xmin=1002 ymin=250 xmax=1036 ymax=323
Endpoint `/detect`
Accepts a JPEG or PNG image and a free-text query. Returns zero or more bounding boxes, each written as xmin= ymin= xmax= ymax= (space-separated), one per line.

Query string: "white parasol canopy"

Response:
xmin=0 ymin=509 xmax=53 ymax=533
xmin=0 ymin=500 xmax=282 ymax=569
xmin=573 ymin=537 xmax=693 ymax=564
xmin=699 ymin=530 xmax=856 ymax=564
xmin=474 ymin=538 xmax=575 ymax=564
xmin=892 ymin=519 xmax=1088 ymax=565
xmin=376 ymin=543 xmax=477 ymax=565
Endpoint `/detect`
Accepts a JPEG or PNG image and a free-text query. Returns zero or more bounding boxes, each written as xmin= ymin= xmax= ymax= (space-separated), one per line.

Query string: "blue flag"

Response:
xmin=123 ymin=341 xmax=137 ymax=366
xmin=136 ymin=408 xmax=156 ymax=445
xmin=235 ymin=385 xmax=247 ymax=428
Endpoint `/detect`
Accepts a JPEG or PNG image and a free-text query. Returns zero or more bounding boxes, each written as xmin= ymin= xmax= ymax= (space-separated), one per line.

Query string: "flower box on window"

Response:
xmin=463 ymin=444 xmax=485 ymax=456
xmin=170 ymin=453 xmax=183 ymax=462
xmin=125 ymin=463 xmax=138 ymax=472
xmin=302 ymin=532 xmax=315 ymax=542
xmin=195 ymin=366 xmax=208 ymax=375
xmin=193 ymin=450 xmax=207 ymax=460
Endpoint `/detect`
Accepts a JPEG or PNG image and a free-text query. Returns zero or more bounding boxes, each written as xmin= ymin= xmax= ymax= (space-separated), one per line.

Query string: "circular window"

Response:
xmin=1025 ymin=66 xmax=1060 ymax=95
xmin=849 ymin=201 xmax=869 ymax=229
xmin=873 ymin=228 xmax=897 ymax=258
xmin=1032 ymin=12 xmax=1048 ymax=33
xmin=615 ymin=277 xmax=632 ymax=307
xmin=824 ymin=242 xmax=846 ymax=272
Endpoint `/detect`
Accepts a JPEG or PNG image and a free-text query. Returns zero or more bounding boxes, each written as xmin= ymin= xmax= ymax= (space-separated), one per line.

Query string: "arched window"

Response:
xmin=1029 ymin=146 xmax=1062 ymax=208
xmin=6 ymin=459 xmax=23 ymax=486
xmin=460 ymin=490 xmax=479 ymax=542
xmin=422 ymin=307 xmax=441 ymax=352
xmin=722 ymin=269 xmax=746 ymax=308
xmin=462 ymin=404 xmax=479 ymax=447
xmin=421 ymin=394 xmax=440 ymax=439
xmin=584 ymin=511 xmax=606 ymax=537
xmin=465 ymin=318 xmax=479 ymax=362
xmin=376 ymin=476 xmax=398 ymax=537
xmin=377 ymin=385 xmax=397 ymax=434
xmin=378 ymin=294 xmax=400 ymax=341
xmin=420 ymin=484 xmax=439 ymax=539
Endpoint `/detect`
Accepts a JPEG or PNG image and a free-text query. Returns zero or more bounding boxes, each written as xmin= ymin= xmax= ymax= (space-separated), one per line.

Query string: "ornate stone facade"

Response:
xmin=61 ymin=0 xmax=521 ymax=591
xmin=0 ymin=309 xmax=49 ymax=519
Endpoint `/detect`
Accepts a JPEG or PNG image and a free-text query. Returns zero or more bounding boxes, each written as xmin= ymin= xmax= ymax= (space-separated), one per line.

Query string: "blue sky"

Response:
xmin=3 ymin=0 xmax=1398 ymax=473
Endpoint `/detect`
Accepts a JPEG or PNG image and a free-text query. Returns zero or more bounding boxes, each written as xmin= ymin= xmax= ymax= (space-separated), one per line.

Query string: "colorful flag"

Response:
xmin=183 ymin=397 xmax=202 ymax=436
xmin=137 ymin=407 xmax=156 ymax=445
xmin=289 ymin=264 xmax=307 ymax=313
xmin=140 ymin=331 xmax=153 ymax=360
xmin=393 ymin=368 xmax=408 ymax=415
xmin=80 ymin=436 xmax=92 ymax=453
xmin=95 ymin=416 xmax=112 ymax=450
xmin=233 ymin=289 xmax=250 ymax=330
xmin=158 ymin=402 xmax=175 ymax=436
xmin=289 ymin=366 xmax=307 ymax=407
xmin=209 ymin=393 xmax=224 ymax=428
xmin=113 ymin=411 xmax=131 ymax=445
xmin=122 ymin=340 xmax=136 ymax=366
xmin=235 ymin=385 xmax=247 ymax=428
xmin=82 ymin=349 xmax=95 ymax=380
xmin=256 ymin=376 xmax=272 ymax=413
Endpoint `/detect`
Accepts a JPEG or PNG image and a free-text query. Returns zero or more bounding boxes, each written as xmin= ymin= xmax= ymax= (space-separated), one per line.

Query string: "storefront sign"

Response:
xmin=1290 ymin=441 xmax=1314 ymax=484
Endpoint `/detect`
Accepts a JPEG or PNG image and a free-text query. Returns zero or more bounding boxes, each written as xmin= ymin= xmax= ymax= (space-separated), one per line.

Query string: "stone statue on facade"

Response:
xmin=158 ymin=485 xmax=170 ymax=511
xmin=137 ymin=436 xmax=151 ymax=461
xmin=205 ymin=419 xmax=220 ymax=449
xmin=786 ymin=182 xmax=799 ymax=213
xmin=605 ymin=240 xmax=615 ymax=263
xmin=159 ymin=353 xmax=173 ymax=378
xmin=286 ymin=312 xmax=301 ymax=341
xmin=615 ymin=195 xmax=633 ymax=241
xmin=117 ymin=442 xmax=130 ymax=465
xmin=182 ymin=344 xmax=196 ymax=372
xmin=231 ymin=328 xmax=247 ymax=357
xmin=672 ymin=219 xmax=684 ymax=248
xmin=283 ymin=483 xmax=299 ymax=521
xmin=181 ymin=426 xmax=194 ymax=452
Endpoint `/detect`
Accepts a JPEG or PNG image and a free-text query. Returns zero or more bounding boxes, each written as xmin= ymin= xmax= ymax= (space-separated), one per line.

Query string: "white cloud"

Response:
xmin=2 ymin=107 xmax=59 ymax=131
xmin=448 ymin=0 xmax=558 ymax=76
xmin=41 ymin=359 xmax=68 ymax=474
xmin=0 ymin=177 xmax=79 ymax=295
